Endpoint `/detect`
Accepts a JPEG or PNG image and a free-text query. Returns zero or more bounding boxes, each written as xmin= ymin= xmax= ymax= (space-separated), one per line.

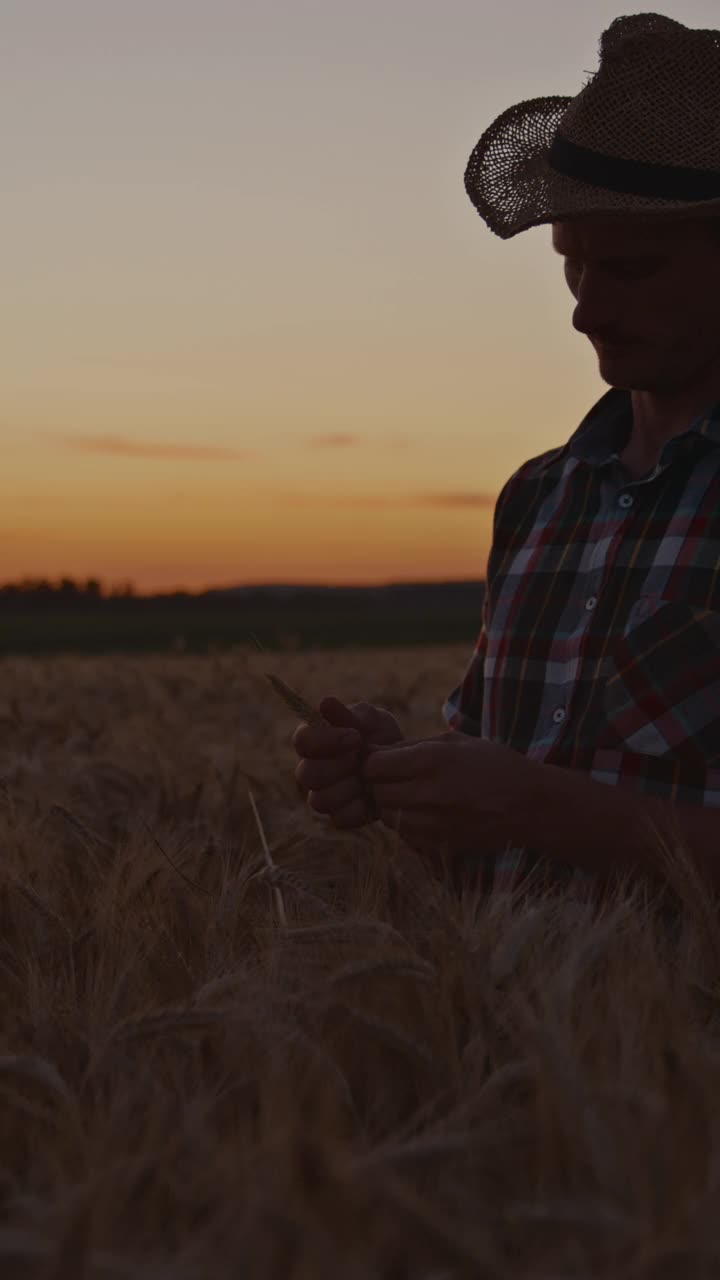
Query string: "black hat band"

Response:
xmin=548 ymin=132 xmax=720 ymax=202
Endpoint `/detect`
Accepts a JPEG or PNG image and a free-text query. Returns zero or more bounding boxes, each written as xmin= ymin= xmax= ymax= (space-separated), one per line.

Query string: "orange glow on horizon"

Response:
xmin=3 ymin=0 xmax=635 ymax=593
xmin=2 ymin=501 xmax=494 ymax=594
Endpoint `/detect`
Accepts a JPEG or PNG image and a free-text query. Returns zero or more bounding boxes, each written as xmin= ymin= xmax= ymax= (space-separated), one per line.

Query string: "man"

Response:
xmin=293 ymin=13 xmax=720 ymax=905
xmin=551 ymin=214 xmax=720 ymax=479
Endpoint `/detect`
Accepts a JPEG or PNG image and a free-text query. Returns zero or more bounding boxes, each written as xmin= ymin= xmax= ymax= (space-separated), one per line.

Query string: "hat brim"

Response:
xmin=466 ymin=96 xmax=720 ymax=239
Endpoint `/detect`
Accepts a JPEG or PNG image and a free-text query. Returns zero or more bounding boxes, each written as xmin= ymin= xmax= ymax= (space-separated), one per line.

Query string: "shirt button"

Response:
xmin=585 ymin=596 xmax=597 ymax=611
xmin=552 ymin=707 xmax=566 ymax=724
xmin=618 ymin=493 xmax=634 ymax=508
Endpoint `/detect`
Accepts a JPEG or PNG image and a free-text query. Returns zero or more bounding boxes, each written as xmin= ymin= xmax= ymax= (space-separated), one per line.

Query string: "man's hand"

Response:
xmin=293 ymin=697 xmax=404 ymax=829
xmin=361 ymin=730 xmax=539 ymax=870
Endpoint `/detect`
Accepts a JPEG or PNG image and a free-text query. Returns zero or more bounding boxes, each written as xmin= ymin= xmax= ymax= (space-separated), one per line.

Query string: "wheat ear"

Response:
xmin=264 ymin=673 xmax=329 ymax=727
xmin=248 ymin=630 xmax=328 ymax=727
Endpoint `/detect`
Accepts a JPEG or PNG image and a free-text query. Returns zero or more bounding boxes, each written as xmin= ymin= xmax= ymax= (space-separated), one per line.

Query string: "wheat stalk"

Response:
xmin=264 ymin=672 xmax=328 ymax=727
xmin=248 ymin=787 xmax=288 ymax=927
xmin=142 ymin=819 xmax=213 ymax=898
xmin=0 ymin=1054 xmax=71 ymax=1102
xmin=248 ymin=631 xmax=329 ymax=726
xmin=116 ymin=1010 xmax=227 ymax=1041
xmin=261 ymin=866 xmax=334 ymax=916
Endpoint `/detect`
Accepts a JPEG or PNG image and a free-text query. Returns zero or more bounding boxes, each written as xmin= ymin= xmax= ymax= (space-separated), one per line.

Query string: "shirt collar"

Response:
xmin=537 ymin=387 xmax=720 ymax=473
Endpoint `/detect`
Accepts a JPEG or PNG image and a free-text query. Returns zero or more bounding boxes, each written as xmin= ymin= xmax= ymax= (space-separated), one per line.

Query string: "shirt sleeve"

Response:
xmin=441 ymin=589 xmax=490 ymax=736
xmin=440 ymin=466 xmax=521 ymax=737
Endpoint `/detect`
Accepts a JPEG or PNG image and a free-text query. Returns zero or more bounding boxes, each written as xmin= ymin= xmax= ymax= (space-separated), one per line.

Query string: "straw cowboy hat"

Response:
xmin=465 ymin=12 xmax=720 ymax=239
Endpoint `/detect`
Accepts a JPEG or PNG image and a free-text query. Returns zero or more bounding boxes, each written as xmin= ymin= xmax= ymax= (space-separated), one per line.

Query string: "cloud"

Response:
xmin=279 ymin=491 xmax=497 ymax=509
xmin=52 ymin=431 xmax=413 ymax=458
xmin=414 ymin=492 xmax=497 ymax=509
xmin=57 ymin=434 xmax=252 ymax=461
xmin=305 ymin=432 xmax=412 ymax=450
xmin=306 ymin=433 xmax=359 ymax=449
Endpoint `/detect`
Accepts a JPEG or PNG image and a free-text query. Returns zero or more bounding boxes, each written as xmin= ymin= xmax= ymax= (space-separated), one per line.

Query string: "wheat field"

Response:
xmin=1 ymin=644 xmax=720 ymax=1278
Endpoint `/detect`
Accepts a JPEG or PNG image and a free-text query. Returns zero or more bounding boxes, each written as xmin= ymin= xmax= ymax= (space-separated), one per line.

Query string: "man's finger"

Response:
xmin=293 ymin=723 xmax=362 ymax=757
xmin=361 ymin=741 xmax=434 ymax=782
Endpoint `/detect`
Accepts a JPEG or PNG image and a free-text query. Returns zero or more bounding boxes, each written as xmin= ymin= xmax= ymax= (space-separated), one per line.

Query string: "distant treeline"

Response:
xmin=0 ymin=577 xmax=252 ymax=607
xmin=0 ymin=577 xmax=184 ymax=607
xmin=0 ymin=577 xmax=486 ymax=612
xmin=2 ymin=578 xmax=132 ymax=606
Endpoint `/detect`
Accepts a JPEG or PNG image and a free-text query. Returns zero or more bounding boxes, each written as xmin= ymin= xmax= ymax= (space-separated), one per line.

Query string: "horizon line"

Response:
xmin=1 ymin=575 xmax=487 ymax=597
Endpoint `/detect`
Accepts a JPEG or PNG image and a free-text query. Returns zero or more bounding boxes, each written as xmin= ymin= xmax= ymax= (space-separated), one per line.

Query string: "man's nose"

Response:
xmin=571 ymin=272 xmax=616 ymax=339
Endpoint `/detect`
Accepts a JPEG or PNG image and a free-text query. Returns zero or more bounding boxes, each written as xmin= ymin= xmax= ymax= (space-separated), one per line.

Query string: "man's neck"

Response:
xmin=631 ymin=390 xmax=712 ymax=447
xmin=629 ymin=368 xmax=720 ymax=464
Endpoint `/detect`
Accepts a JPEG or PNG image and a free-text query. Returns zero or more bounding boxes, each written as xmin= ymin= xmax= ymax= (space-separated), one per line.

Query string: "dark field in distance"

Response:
xmin=0 ymin=582 xmax=486 ymax=655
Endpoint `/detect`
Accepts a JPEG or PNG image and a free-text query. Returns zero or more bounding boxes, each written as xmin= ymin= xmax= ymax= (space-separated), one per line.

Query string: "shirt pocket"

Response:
xmin=601 ymin=594 xmax=720 ymax=769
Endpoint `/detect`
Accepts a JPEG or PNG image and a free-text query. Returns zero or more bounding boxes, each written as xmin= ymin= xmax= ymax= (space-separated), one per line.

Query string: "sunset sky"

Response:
xmin=4 ymin=0 xmax=716 ymax=593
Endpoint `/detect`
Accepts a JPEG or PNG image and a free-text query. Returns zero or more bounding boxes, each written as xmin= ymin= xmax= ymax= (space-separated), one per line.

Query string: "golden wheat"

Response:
xmin=0 ymin=645 xmax=716 ymax=1278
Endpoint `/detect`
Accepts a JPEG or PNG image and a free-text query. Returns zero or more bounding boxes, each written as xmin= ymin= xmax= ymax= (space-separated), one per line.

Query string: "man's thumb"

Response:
xmin=318 ymin=697 xmax=403 ymax=744
xmin=318 ymin=696 xmax=361 ymax=730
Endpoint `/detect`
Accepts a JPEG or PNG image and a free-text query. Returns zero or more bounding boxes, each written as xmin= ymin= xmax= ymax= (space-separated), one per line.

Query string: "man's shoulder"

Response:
xmin=495 ymin=445 xmax=567 ymax=511
xmin=496 ymin=387 xmax=627 ymax=507
xmin=511 ymin=444 xmax=567 ymax=480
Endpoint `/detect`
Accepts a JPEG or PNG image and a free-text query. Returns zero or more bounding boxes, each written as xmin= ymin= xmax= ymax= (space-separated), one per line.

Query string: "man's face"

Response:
xmin=552 ymin=215 xmax=720 ymax=393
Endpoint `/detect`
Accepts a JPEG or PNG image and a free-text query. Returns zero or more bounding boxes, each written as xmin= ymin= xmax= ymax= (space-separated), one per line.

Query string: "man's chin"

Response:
xmin=595 ymin=342 xmax=637 ymax=359
xmin=595 ymin=344 xmax=644 ymax=388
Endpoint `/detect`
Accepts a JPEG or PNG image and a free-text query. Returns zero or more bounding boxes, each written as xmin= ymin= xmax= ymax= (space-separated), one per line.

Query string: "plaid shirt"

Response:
xmin=442 ymin=385 xmax=720 ymax=900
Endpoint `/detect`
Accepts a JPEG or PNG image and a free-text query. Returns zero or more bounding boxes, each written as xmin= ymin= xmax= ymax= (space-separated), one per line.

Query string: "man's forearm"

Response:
xmin=508 ymin=757 xmax=720 ymax=895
